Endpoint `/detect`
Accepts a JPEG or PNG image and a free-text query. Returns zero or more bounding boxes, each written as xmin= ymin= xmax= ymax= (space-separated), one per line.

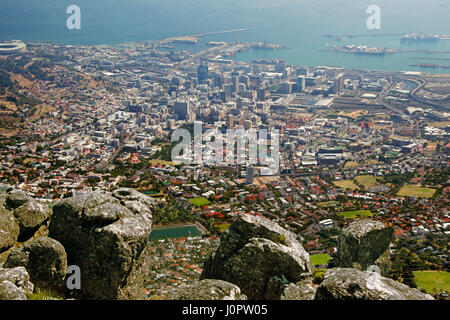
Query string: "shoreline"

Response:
xmin=13 ymin=40 xmax=450 ymax=76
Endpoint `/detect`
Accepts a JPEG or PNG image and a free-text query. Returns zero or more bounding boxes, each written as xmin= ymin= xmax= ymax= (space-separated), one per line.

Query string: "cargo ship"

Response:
xmin=408 ymin=63 xmax=450 ymax=69
xmin=252 ymin=42 xmax=286 ymax=50
xmin=401 ymin=33 xmax=440 ymax=42
xmin=328 ymin=45 xmax=387 ymax=56
xmin=409 ymin=63 xmax=438 ymax=68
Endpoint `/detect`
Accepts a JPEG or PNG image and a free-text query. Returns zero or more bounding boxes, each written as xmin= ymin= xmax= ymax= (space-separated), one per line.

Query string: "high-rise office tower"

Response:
xmin=224 ymin=84 xmax=233 ymax=101
xmin=246 ymin=166 xmax=255 ymax=185
xmin=296 ymin=76 xmax=305 ymax=92
xmin=197 ymin=63 xmax=209 ymax=84
xmin=334 ymin=73 xmax=345 ymax=94
xmin=174 ymin=101 xmax=190 ymax=120
xmin=257 ymin=89 xmax=266 ymax=101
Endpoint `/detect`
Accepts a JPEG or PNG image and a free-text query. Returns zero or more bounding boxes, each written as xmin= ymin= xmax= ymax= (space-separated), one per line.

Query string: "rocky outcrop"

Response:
xmin=0 ymin=191 xmax=52 ymax=263
xmin=48 ymin=188 xmax=154 ymax=300
xmin=335 ymin=219 xmax=394 ymax=276
xmin=0 ymin=280 xmax=27 ymax=300
xmin=315 ymin=268 xmax=434 ymax=300
xmin=280 ymin=274 xmax=317 ymax=300
xmin=0 ymin=204 xmax=19 ymax=253
xmin=201 ymin=214 xmax=311 ymax=300
xmin=7 ymin=191 xmax=52 ymax=236
xmin=167 ymin=279 xmax=247 ymax=300
xmin=0 ymin=267 xmax=34 ymax=300
xmin=4 ymin=237 xmax=67 ymax=292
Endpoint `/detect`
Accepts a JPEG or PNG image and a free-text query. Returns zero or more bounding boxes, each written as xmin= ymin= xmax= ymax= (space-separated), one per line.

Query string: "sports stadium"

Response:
xmin=0 ymin=40 xmax=26 ymax=55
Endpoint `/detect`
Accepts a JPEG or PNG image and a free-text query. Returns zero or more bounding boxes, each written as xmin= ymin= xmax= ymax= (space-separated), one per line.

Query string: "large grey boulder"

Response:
xmin=48 ymin=188 xmax=154 ymax=300
xmin=315 ymin=268 xmax=434 ymax=300
xmin=0 ymin=280 xmax=27 ymax=300
xmin=0 ymin=191 xmax=51 ymax=261
xmin=167 ymin=279 xmax=247 ymax=300
xmin=0 ymin=266 xmax=34 ymax=299
xmin=280 ymin=274 xmax=317 ymax=300
xmin=335 ymin=219 xmax=394 ymax=276
xmin=4 ymin=237 xmax=67 ymax=292
xmin=0 ymin=204 xmax=19 ymax=253
xmin=6 ymin=191 xmax=51 ymax=235
xmin=201 ymin=214 xmax=311 ymax=300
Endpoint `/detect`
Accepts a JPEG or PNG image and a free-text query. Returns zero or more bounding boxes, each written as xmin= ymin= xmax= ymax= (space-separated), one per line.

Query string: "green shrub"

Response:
xmin=312 ymin=269 xmax=327 ymax=284
xmin=271 ymin=234 xmax=286 ymax=244
xmin=27 ymin=288 xmax=63 ymax=300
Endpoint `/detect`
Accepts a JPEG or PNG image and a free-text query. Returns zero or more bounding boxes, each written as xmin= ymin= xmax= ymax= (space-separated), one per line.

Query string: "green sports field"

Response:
xmin=310 ymin=253 xmax=332 ymax=266
xmin=333 ymin=180 xmax=358 ymax=190
xmin=189 ymin=197 xmax=211 ymax=207
xmin=337 ymin=210 xmax=375 ymax=219
xmin=397 ymin=185 xmax=436 ymax=198
xmin=413 ymin=271 xmax=450 ymax=294
xmin=354 ymin=175 xmax=379 ymax=188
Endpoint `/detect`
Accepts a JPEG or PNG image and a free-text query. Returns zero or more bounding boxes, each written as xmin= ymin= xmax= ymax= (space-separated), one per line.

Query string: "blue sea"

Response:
xmin=1 ymin=0 xmax=450 ymax=73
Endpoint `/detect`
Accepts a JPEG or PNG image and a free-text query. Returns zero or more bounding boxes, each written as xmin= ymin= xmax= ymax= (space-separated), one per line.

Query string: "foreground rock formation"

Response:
xmin=4 ymin=237 xmax=67 ymax=292
xmin=197 ymin=215 xmax=434 ymax=301
xmin=315 ymin=268 xmax=434 ymax=300
xmin=167 ymin=279 xmax=247 ymax=300
xmin=48 ymin=188 xmax=154 ymax=300
xmin=280 ymin=273 xmax=317 ymax=300
xmin=0 ymin=267 xmax=34 ymax=300
xmin=335 ymin=219 xmax=394 ymax=276
xmin=0 ymin=188 xmax=437 ymax=301
xmin=0 ymin=190 xmax=52 ymax=263
xmin=201 ymin=214 xmax=311 ymax=299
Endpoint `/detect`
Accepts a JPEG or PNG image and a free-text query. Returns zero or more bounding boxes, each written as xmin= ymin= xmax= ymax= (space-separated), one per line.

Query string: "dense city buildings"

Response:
xmin=0 ymin=35 xmax=449 ymax=300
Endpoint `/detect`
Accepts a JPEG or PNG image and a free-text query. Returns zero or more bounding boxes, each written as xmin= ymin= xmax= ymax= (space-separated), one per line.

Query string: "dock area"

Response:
xmin=161 ymin=28 xmax=251 ymax=44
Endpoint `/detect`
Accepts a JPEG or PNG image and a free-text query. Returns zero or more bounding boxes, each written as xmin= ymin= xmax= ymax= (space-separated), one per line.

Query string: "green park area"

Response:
xmin=333 ymin=180 xmax=358 ymax=190
xmin=344 ymin=161 xmax=359 ymax=169
xmin=310 ymin=253 xmax=332 ymax=266
xmin=429 ymin=121 xmax=450 ymax=128
xmin=333 ymin=175 xmax=381 ymax=191
xmin=397 ymin=185 xmax=436 ymax=198
xmin=149 ymin=159 xmax=176 ymax=166
xmin=354 ymin=175 xmax=379 ymax=188
xmin=413 ymin=271 xmax=450 ymax=294
xmin=337 ymin=210 xmax=375 ymax=219
xmin=317 ymin=201 xmax=339 ymax=208
xmin=189 ymin=197 xmax=211 ymax=207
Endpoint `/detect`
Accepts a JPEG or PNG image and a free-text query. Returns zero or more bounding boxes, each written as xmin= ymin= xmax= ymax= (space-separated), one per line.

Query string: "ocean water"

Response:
xmin=1 ymin=0 xmax=450 ymax=73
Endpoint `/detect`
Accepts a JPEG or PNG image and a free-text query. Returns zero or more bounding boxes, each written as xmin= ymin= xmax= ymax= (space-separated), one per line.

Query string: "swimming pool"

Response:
xmin=149 ymin=224 xmax=203 ymax=240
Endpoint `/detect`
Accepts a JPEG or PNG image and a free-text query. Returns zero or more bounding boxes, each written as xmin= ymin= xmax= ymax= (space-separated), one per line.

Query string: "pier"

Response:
xmin=161 ymin=28 xmax=251 ymax=44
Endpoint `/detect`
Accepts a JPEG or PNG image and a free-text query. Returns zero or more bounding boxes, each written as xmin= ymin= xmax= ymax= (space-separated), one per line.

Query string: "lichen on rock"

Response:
xmin=201 ymin=214 xmax=311 ymax=300
xmin=315 ymin=268 xmax=434 ymax=300
xmin=4 ymin=237 xmax=67 ymax=292
xmin=335 ymin=219 xmax=394 ymax=276
xmin=0 ymin=266 xmax=34 ymax=299
xmin=48 ymin=188 xmax=154 ymax=300
xmin=0 ymin=190 xmax=52 ymax=264
xmin=166 ymin=279 xmax=247 ymax=300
